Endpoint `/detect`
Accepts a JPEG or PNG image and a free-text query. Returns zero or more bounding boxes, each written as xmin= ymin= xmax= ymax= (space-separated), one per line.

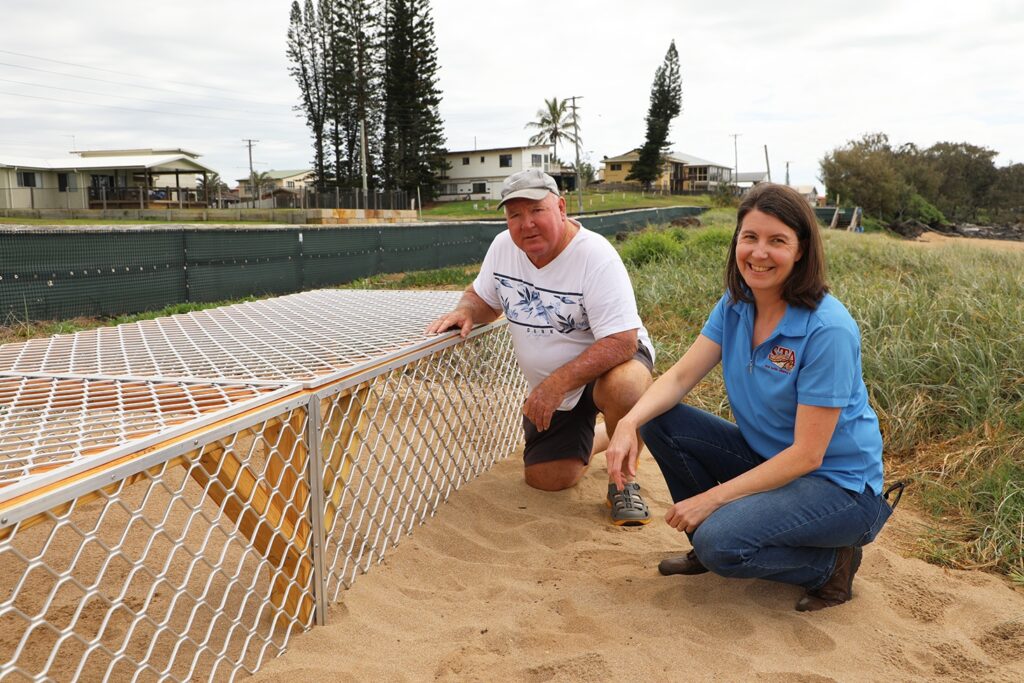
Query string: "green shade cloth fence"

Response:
xmin=0 ymin=207 xmax=705 ymax=322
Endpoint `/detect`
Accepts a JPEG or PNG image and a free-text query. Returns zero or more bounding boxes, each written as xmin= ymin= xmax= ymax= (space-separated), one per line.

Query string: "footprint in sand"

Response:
xmin=974 ymin=619 xmax=1024 ymax=664
xmin=523 ymin=652 xmax=611 ymax=682
xmin=883 ymin=573 xmax=955 ymax=623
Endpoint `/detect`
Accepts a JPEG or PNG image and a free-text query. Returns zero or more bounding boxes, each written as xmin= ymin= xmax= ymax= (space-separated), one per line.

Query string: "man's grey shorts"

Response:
xmin=522 ymin=342 xmax=654 ymax=467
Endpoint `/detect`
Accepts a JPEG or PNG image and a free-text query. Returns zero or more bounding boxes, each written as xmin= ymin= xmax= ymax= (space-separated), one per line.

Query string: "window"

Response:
xmin=480 ymin=156 xmax=485 ymax=163
xmin=58 ymin=173 xmax=78 ymax=192
xmin=462 ymin=157 xmax=470 ymax=165
xmin=531 ymin=154 xmax=542 ymax=167
xmin=499 ymin=154 xmax=512 ymax=168
xmin=610 ymin=163 xmax=622 ymax=171
xmin=16 ymin=171 xmax=37 ymax=188
xmin=472 ymin=182 xmax=486 ymax=194
xmin=286 ymin=181 xmax=295 ymax=188
xmin=543 ymin=154 xmax=549 ymax=163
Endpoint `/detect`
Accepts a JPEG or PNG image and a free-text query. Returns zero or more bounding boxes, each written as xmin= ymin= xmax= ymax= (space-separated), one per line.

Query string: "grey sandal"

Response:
xmin=607 ymin=482 xmax=651 ymax=526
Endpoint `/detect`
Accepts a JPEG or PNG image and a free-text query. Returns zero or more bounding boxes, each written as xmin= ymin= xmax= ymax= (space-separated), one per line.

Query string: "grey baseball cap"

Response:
xmin=497 ymin=169 xmax=560 ymax=208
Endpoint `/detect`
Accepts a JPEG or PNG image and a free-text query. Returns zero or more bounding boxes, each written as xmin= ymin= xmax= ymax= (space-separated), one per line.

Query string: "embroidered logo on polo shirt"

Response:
xmin=768 ymin=345 xmax=796 ymax=373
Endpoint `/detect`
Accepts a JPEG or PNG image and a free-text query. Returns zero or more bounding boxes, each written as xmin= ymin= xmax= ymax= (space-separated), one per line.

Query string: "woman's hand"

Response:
xmin=665 ymin=490 xmax=724 ymax=534
xmin=605 ymin=419 xmax=639 ymax=491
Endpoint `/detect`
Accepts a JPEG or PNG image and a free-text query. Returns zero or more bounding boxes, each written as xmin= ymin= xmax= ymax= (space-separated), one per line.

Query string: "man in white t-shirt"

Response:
xmin=427 ymin=169 xmax=655 ymax=525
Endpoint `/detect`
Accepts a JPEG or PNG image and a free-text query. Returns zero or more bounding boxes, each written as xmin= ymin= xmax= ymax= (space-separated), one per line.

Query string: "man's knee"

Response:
xmin=593 ymin=359 xmax=652 ymax=416
xmin=524 ymin=459 xmax=586 ymax=491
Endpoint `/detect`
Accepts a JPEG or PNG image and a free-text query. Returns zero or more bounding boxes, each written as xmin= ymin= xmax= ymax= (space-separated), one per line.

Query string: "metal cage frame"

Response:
xmin=0 ymin=290 xmax=526 ymax=681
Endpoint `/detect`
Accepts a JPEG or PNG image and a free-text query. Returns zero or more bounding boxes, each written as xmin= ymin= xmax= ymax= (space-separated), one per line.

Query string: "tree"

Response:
xmin=286 ymin=0 xmax=331 ymax=184
xmin=923 ymin=142 xmax=999 ymax=221
xmin=525 ymin=97 xmax=579 ymax=164
xmin=330 ymin=0 xmax=382 ymax=188
xmin=627 ymin=41 xmax=682 ymax=189
xmin=819 ymin=133 xmax=906 ymax=219
xmin=990 ymin=163 xmax=1024 ymax=222
xmin=380 ymin=0 xmax=447 ymax=197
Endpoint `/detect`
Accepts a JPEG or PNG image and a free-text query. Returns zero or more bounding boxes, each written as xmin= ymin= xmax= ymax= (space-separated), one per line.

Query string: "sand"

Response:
xmin=249 ymin=451 xmax=1024 ymax=682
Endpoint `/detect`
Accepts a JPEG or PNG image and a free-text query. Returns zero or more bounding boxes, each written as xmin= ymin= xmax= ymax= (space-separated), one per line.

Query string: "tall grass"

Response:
xmin=624 ymin=219 xmax=1024 ymax=582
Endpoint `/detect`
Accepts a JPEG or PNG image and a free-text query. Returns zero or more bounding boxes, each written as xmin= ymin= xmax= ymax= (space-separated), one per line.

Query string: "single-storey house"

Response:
xmin=736 ymin=171 xmax=770 ymax=189
xmin=0 ymin=148 xmax=218 ymax=210
xmin=602 ymin=149 xmax=734 ymax=193
xmin=792 ymin=185 xmax=821 ymax=206
xmin=236 ymin=169 xmax=315 ymax=200
xmin=435 ymin=145 xmax=573 ymax=202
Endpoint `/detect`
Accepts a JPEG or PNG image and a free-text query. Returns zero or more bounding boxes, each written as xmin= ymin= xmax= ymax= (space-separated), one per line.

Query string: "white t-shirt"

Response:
xmin=473 ymin=223 xmax=653 ymax=411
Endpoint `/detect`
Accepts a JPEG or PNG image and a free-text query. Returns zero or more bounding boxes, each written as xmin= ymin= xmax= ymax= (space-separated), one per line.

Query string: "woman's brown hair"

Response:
xmin=725 ymin=183 xmax=828 ymax=309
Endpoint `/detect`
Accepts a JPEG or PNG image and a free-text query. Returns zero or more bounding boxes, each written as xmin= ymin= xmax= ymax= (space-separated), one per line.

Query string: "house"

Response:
xmin=791 ymin=185 xmax=821 ymax=206
xmin=0 ymin=148 xmax=218 ymax=210
xmin=235 ymin=169 xmax=315 ymax=200
xmin=601 ymin=149 xmax=733 ymax=193
xmin=736 ymin=171 xmax=769 ymax=189
xmin=435 ymin=145 xmax=572 ymax=202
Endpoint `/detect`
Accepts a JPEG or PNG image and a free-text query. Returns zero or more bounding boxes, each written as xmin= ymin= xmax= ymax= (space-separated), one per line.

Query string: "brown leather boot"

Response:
xmin=795 ymin=546 xmax=863 ymax=611
xmin=658 ymin=549 xmax=709 ymax=576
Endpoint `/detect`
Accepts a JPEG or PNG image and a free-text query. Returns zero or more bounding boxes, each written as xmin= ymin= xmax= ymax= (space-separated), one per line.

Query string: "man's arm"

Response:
xmin=425 ymin=284 xmax=501 ymax=337
xmin=522 ymin=329 xmax=637 ymax=431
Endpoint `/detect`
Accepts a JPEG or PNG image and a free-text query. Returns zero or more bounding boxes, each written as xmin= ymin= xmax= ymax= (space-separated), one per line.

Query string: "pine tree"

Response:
xmin=286 ymin=0 xmax=331 ymax=184
xmin=381 ymin=0 xmax=447 ymax=197
xmin=331 ymin=0 xmax=382 ymax=188
xmin=627 ymin=41 xmax=682 ymax=190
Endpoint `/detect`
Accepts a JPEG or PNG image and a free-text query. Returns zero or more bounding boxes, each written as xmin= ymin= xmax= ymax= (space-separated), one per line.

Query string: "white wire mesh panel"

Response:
xmin=0 ymin=289 xmax=527 ymax=682
xmin=0 ymin=406 xmax=313 ymax=682
xmin=318 ymin=329 xmax=525 ymax=600
xmin=0 ymin=375 xmax=283 ymax=493
xmin=0 ymin=290 xmax=464 ymax=385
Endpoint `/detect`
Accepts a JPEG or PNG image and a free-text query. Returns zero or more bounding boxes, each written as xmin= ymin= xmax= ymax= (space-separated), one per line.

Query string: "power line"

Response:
xmin=0 ymin=60 xmax=283 ymax=107
xmin=0 ymin=48 xmax=267 ymax=98
xmin=0 ymin=77 xmax=292 ymax=118
xmin=0 ymin=90 xmax=295 ymax=125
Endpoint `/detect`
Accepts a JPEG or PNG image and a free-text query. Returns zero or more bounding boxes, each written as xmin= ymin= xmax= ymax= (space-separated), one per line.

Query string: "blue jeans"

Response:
xmin=640 ymin=404 xmax=892 ymax=590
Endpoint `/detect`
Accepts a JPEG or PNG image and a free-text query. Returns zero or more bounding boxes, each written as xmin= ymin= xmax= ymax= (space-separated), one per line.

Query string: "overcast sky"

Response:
xmin=2 ymin=0 xmax=1021 ymax=191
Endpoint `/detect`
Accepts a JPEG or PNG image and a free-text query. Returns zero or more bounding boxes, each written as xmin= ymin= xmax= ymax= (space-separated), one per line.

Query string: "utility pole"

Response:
xmin=785 ymin=161 xmax=791 ymax=186
xmin=243 ymin=138 xmax=259 ymax=207
xmin=764 ymin=145 xmax=772 ymax=183
xmin=359 ymin=119 xmax=369 ymax=205
xmin=730 ymin=133 xmax=741 ymax=188
xmin=569 ymin=95 xmax=583 ymax=214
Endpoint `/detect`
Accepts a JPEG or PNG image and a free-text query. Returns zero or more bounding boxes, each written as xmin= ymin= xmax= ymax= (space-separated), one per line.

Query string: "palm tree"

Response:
xmin=525 ymin=97 xmax=580 ymax=164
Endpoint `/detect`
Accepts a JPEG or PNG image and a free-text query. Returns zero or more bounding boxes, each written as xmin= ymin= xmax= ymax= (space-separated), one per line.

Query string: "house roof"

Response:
xmin=73 ymin=148 xmax=201 ymax=159
xmin=234 ymin=169 xmax=315 ymax=182
xmin=0 ymin=153 xmax=216 ymax=173
xmin=445 ymin=144 xmax=551 ymax=155
xmin=265 ymin=169 xmax=314 ymax=180
xmin=793 ymin=185 xmax=819 ymax=195
xmin=603 ymin=149 xmax=731 ymax=169
xmin=737 ymin=171 xmax=769 ymax=183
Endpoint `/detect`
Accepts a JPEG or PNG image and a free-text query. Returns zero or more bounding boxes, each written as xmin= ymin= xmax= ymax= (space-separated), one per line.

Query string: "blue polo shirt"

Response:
xmin=701 ymin=293 xmax=884 ymax=495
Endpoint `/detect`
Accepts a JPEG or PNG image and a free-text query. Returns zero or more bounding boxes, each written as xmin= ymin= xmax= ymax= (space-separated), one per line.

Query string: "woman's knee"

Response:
xmin=692 ymin=519 xmax=748 ymax=577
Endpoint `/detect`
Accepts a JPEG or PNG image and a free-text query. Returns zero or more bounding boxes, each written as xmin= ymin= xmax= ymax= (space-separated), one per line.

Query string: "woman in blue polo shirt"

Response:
xmin=606 ymin=183 xmax=893 ymax=611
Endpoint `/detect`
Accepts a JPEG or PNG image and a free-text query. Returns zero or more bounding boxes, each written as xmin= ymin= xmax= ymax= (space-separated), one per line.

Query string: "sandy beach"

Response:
xmin=250 ymin=451 xmax=1024 ymax=682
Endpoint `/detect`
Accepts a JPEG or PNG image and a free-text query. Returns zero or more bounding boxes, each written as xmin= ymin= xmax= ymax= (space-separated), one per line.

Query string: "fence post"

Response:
xmin=304 ymin=394 xmax=329 ymax=626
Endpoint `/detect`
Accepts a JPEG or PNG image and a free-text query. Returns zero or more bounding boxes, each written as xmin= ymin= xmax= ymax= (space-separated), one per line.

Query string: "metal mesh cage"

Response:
xmin=0 ymin=289 xmax=526 ymax=681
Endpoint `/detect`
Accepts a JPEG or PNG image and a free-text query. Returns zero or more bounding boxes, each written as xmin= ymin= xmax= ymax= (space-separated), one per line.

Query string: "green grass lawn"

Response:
xmin=421 ymin=189 xmax=716 ymax=221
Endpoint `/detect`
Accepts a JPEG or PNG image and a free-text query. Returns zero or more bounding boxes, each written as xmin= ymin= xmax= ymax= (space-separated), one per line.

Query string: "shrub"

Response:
xmin=905 ymin=193 xmax=947 ymax=226
xmin=618 ymin=229 xmax=683 ymax=267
